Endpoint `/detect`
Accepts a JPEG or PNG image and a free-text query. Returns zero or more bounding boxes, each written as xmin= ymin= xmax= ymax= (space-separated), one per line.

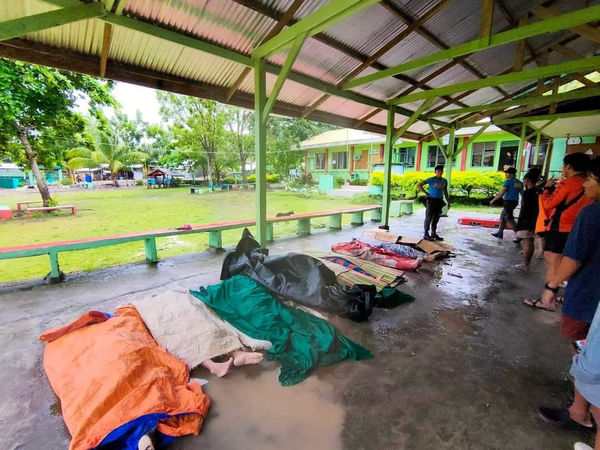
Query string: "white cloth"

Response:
xmin=132 ymin=289 xmax=271 ymax=369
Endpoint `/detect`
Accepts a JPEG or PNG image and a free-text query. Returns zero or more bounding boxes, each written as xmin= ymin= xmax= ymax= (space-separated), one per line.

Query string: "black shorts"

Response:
xmin=543 ymin=230 xmax=569 ymax=254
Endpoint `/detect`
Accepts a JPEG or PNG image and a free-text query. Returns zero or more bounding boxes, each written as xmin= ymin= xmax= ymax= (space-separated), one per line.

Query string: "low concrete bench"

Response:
xmin=17 ymin=200 xmax=43 ymax=211
xmin=26 ymin=205 xmax=77 ymax=218
xmin=0 ymin=205 xmax=381 ymax=282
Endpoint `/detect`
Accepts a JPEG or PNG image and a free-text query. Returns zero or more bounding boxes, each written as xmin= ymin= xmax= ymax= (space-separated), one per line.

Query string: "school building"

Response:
xmin=301 ymin=127 xmax=600 ymax=181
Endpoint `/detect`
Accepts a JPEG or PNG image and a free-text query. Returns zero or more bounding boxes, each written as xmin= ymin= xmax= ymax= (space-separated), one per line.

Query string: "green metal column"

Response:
xmin=444 ymin=128 xmax=456 ymax=186
xmin=381 ymin=106 xmax=395 ymax=229
xmin=534 ymin=130 xmax=542 ymax=167
xmin=516 ymin=124 xmax=526 ymax=178
xmin=254 ymin=58 xmax=267 ymax=247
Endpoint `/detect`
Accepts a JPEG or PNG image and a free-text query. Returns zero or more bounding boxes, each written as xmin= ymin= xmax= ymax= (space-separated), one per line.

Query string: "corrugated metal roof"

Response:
xmin=1 ymin=0 xmax=598 ymax=141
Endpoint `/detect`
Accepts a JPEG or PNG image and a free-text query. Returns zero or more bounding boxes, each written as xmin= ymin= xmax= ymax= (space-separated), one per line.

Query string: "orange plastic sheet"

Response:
xmin=40 ymin=305 xmax=210 ymax=450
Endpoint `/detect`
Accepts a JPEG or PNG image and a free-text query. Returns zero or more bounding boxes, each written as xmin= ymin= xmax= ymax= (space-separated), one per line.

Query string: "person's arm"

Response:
xmin=540 ymin=178 xmax=568 ymax=211
xmin=417 ymin=180 xmax=429 ymax=196
xmin=490 ymin=187 xmax=507 ymax=205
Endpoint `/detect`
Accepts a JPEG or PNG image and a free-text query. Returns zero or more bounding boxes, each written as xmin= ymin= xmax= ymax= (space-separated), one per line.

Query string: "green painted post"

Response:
xmin=534 ymin=130 xmax=542 ymax=167
xmin=329 ymin=213 xmax=342 ymax=229
xmin=516 ymin=124 xmax=527 ymax=178
xmin=381 ymin=106 xmax=395 ymax=229
xmin=144 ymin=237 xmax=158 ymax=262
xmin=370 ymin=207 xmax=382 ymax=222
xmin=297 ymin=218 xmax=311 ymax=235
xmin=48 ymin=251 xmax=61 ymax=280
xmin=350 ymin=211 xmax=364 ymax=225
xmin=445 ymin=128 xmax=456 ymax=188
xmin=208 ymin=231 xmax=222 ymax=249
xmin=266 ymin=223 xmax=274 ymax=242
xmin=254 ymin=58 xmax=267 ymax=248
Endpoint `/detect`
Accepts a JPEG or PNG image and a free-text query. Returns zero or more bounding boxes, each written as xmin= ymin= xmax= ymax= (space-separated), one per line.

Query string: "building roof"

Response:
xmin=0 ymin=1 xmax=598 ymax=141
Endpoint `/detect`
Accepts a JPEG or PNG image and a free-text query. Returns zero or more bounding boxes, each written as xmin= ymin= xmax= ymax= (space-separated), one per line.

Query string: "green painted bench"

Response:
xmin=0 ymin=205 xmax=381 ymax=282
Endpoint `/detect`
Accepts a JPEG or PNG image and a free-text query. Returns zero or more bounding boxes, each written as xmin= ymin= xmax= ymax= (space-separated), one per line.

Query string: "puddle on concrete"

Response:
xmin=180 ymin=367 xmax=344 ymax=450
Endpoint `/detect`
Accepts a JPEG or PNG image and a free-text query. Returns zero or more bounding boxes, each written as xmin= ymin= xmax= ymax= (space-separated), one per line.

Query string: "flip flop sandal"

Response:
xmin=523 ymin=298 xmax=557 ymax=312
xmin=537 ymin=407 xmax=594 ymax=430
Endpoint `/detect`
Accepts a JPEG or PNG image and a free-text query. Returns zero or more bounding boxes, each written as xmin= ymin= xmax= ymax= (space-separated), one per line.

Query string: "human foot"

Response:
xmin=568 ymin=404 xmax=594 ymax=428
xmin=231 ymin=350 xmax=264 ymax=367
xmin=523 ymin=298 xmax=557 ymax=312
xmin=537 ymin=407 xmax=593 ymax=429
xmin=201 ymin=357 xmax=234 ymax=377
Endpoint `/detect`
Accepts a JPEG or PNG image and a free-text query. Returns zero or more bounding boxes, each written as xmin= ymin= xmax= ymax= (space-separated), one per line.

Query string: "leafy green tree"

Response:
xmin=225 ymin=108 xmax=254 ymax=182
xmin=0 ymin=58 xmax=113 ymax=205
xmin=66 ymin=120 xmax=147 ymax=180
xmin=266 ymin=117 xmax=334 ymax=178
xmin=157 ymin=93 xmax=229 ymax=184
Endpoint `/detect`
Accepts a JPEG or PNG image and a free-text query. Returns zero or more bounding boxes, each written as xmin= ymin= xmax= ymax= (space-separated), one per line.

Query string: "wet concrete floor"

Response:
xmin=0 ymin=210 xmax=590 ymax=449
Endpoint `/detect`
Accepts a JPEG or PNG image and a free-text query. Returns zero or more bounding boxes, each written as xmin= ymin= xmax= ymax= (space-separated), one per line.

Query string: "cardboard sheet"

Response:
xmin=362 ymin=230 xmax=452 ymax=254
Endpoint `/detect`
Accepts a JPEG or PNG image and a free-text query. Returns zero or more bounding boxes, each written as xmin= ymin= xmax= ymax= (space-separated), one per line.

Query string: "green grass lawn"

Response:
xmin=0 ymin=187 xmax=375 ymax=282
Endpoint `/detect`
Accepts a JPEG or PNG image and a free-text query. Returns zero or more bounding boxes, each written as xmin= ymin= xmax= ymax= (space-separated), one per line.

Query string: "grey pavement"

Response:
xmin=0 ymin=209 xmax=588 ymax=450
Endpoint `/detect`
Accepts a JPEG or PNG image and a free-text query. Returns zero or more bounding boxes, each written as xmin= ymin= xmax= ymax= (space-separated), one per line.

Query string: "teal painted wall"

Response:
xmin=547 ymin=136 xmax=597 ymax=177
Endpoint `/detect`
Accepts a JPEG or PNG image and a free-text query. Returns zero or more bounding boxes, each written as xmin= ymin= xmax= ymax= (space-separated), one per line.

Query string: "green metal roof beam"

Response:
xmin=392 ymin=98 xmax=434 ymax=142
xmin=262 ymin=34 xmax=306 ymax=122
xmin=344 ymin=4 xmax=600 ymax=89
xmin=103 ymin=13 xmax=402 ymax=113
xmin=0 ymin=3 xmax=104 ymax=42
xmin=388 ymin=56 xmax=600 ymax=105
xmin=424 ymin=86 xmax=600 ymax=118
xmin=492 ymin=110 xmax=600 ymax=125
xmin=252 ymin=0 xmax=379 ymax=59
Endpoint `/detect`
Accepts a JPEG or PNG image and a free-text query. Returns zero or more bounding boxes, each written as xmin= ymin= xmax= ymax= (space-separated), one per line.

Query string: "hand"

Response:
xmin=545 ymin=177 xmax=557 ymax=188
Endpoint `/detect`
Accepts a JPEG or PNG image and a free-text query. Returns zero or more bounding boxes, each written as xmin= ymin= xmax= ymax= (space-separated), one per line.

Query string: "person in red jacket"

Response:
xmin=524 ymin=152 xmax=591 ymax=311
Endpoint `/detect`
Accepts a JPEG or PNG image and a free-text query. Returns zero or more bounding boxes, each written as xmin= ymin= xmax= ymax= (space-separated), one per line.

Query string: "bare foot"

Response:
xmin=201 ymin=357 xmax=233 ymax=377
xmin=231 ymin=350 xmax=264 ymax=367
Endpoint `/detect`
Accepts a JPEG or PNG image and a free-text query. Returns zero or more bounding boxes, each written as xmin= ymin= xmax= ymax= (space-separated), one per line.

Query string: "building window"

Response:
xmin=314 ymin=153 xmax=326 ymax=170
xmin=471 ymin=141 xmax=496 ymax=167
xmin=428 ymin=146 xmax=445 ymax=167
xmin=331 ymin=151 xmax=347 ymax=170
xmin=397 ymin=147 xmax=416 ymax=167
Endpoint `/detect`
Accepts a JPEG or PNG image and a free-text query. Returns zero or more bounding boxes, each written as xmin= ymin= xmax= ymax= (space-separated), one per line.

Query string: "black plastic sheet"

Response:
xmin=220 ymin=228 xmax=361 ymax=319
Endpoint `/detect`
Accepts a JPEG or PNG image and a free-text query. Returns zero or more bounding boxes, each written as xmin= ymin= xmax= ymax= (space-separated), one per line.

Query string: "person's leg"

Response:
xmin=521 ymin=237 xmax=534 ymax=268
xmin=569 ymin=388 xmax=593 ymax=426
xmin=505 ymin=202 xmax=518 ymax=234
xmin=496 ymin=206 xmax=508 ymax=237
xmin=590 ymin=404 xmax=600 ymax=449
xmin=424 ymin=201 xmax=433 ymax=237
xmin=431 ymin=202 xmax=442 ymax=237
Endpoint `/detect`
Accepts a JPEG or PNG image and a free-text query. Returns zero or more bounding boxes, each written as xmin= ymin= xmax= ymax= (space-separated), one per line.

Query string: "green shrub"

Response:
xmin=60 ymin=178 xmax=72 ymax=186
xmin=297 ymin=172 xmax=314 ymax=185
xmin=135 ymin=179 xmax=144 ymax=186
xmin=334 ymin=176 xmax=345 ymax=188
xmin=349 ymin=178 xmax=368 ymax=186
xmin=47 ymin=196 xmax=59 ymax=207
xmin=370 ymin=171 xmax=429 ymax=198
xmin=223 ymin=177 xmax=236 ymax=184
xmin=247 ymin=174 xmax=256 ymax=183
xmin=170 ymin=178 xmax=181 ymax=187
xmin=266 ymin=174 xmax=280 ymax=183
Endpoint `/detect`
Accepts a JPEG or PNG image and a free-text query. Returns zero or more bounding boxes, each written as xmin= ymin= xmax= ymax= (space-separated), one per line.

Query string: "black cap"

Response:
xmin=504 ymin=167 xmax=516 ymax=174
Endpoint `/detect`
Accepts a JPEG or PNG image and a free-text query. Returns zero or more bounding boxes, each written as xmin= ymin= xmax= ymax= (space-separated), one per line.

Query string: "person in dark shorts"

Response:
xmin=515 ymin=170 xmax=539 ymax=270
xmin=417 ymin=164 xmax=450 ymax=241
xmin=490 ymin=167 xmax=522 ymax=240
xmin=524 ymin=152 xmax=591 ymax=311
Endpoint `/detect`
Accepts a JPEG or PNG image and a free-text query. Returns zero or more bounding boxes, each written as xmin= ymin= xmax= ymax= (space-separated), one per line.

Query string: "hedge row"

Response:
xmin=370 ymin=170 xmax=505 ymax=198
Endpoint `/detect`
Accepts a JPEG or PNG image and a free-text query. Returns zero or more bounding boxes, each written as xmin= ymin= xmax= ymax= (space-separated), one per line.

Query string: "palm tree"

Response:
xmin=67 ymin=126 xmax=147 ymax=182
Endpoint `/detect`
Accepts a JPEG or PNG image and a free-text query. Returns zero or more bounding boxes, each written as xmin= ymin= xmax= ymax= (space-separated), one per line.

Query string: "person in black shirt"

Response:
xmin=515 ymin=170 xmax=540 ymax=270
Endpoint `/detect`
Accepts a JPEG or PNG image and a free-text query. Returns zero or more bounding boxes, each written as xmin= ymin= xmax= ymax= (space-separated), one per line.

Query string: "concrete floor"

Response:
xmin=0 ymin=210 xmax=592 ymax=450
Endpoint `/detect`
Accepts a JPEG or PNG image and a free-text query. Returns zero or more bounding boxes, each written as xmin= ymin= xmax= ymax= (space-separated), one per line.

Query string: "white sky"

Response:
xmin=112 ymin=82 xmax=162 ymax=124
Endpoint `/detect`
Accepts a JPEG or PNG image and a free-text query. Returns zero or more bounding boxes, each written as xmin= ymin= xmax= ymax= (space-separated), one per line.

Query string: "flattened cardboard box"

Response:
xmin=362 ymin=230 xmax=452 ymax=254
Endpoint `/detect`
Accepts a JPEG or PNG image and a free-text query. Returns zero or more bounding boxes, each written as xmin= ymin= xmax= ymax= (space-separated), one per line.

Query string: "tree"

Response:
xmin=0 ymin=58 xmax=113 ymax=205
xmin=66 ymin=119 xmax=147 ymax=180
xmin=157 ymin=93 xmax=229 ymax=184
xmin=225 ymin=108 xmax=253 ymax=182
xmin=266 ymin=117 xmax=334 ymax=178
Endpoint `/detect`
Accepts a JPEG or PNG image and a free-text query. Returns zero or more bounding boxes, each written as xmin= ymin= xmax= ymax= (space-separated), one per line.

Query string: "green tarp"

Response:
xmin=190 ymin=275 xmax=372 ymax=386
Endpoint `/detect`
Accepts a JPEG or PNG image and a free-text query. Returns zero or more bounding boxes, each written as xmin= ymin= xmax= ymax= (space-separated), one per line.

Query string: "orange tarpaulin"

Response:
xmin=40 ymin=306 xmax=210 ymax=450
